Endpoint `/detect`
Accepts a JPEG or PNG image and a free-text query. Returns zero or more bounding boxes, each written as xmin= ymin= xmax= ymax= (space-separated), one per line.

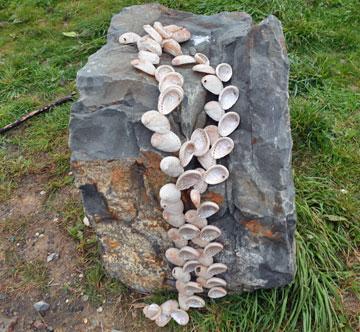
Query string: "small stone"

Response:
xmin=65 ymin=299 xmax=69 ymax=303
xmin=83 ymin=318 xmax=88 ymax=324
xmin=81 ymin=295 xmax=89 ymax=302
xmin=16 ymin=243 xmax=20 ymax=246
xmin=79 ymin=273 xmax=84 ymax=278
xmin=53 ymin=217 xmax=59 ymax=222
xmin=40 ymin=190 xmax=46 ymax=196
xmin=68 ymin=171 xmax=73 ymax=176
xmin=33 ymin=300 xmax=50 ymax=313
xmin=83 ymin=216 xmax=90 ymax=227
xmin=39 ymin=234 xmax=45 ymax=238
xmin=96 ymin=306 xmax=103 ymax=313
xmin=47 ymin=253 xmax=59 ymax=263
xmin=35 ymin=232 xmax=40 ymax=237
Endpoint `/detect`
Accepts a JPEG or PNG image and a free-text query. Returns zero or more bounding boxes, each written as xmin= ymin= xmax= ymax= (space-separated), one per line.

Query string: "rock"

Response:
xmin=69 ymin=4 xmax=296 ymax=293
xmin=83 ymin=216 xmax=90 ymax=226
xmin=96 ymin=306 xmax=103 ymax=313
xmin=33 ymin=301 xmax=50 ymax=313
xmin=46 ymin=252 xmax=58 ymax=263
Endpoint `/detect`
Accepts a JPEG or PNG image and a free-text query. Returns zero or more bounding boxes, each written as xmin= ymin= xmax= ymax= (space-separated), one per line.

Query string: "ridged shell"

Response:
xmin=143 ymin=303 xmax=161 ymax=320
xmin=171 ymin=309 xmax=189 ymax=325
xmin=159 ymin=72 xmax=184 ymax=92
xmin=119 ymin=32 xmax=140 ymax=44
xmin=179 ymin=246 xmax=201 ymax=261
xmin=151 ymin=131 xmax=181 ymax=152
xmin=185 ymin=295 xmax=205 ymax=308
xmin=162 ymin=38 xmax=183 ymax=57
xmin=164 ymin=24 xmax=182 ymax=33
xmin=207 ymin=263 xmax=228 ymax=276
xmin=218 ymin=111 xmax=240 ymax=136
xmin=159 ymin=183 xmax=181 ymax=203
xmin=190 ymin=189 xmax=201 ymax=208
xmin=155 ymin=313 xmax=171 ymax=327
xmin=171 ymin=28 xmax=191 ymax=43
xmin=179 ymin=224 xmax=200 ymax=240
xmin=155 ymin=65 xmax=175 ymax=82
xmin=198 ymin=253 xmax=213 ymax=266
xmin=176 ymin=170 xmax=202 ymax=191
xmin=193 ymin=168 xmax=208 ymax=193
xmin=158 ymin=85 xmax=184 ymax=115
xmin=153 ymin=21 xmax=172 ymax=39
xmin=208 ymin=286 xmax=227 ymax=298
xmin=137 ymin=36 xmax=162 ymax=56
xmin=183 ymin=260 xmax=200 ymax=273
xmin=201 ymin=75 xmax=223 ymax=95
xmin=194 ymin=265 xmax=211 ymax=279
xmin=197 ymin=201 xmax=219 ymax=218
xmin=200 ymin=225 xmax=222 ymax=242
xmin=191 ymin=128 xmax=210 ymax=157
xmin=205 ymin=277 xmax=227 ymax=289
xmin=191 ymin=236 xmax=209 ymax=248
xmin=192 ymin=64 xmax=215 ymax=74
xmin=163 ymin=211 xmax=185 ymax=227
xmin=204 ymin=125 xmax=220 ymax=146
xmin=138 ymin=50 xmax=160 ymax=64
xmin=183 ymin=281 xmax=203 ymax=296
xmin=161 ymin=300 xmax=179 ymax=315
xmin=141 ymin=110 xmax=170 ymax=134
xmin=204 ymin=101 xmax=224 ymax=121
xmin=161 ymin=200 xmax=184 ymax=214
xmin=143 ymin=24 xmax=162 ymax=43
xmin=211 ymin=137 xmax=234 ymax=159
xmin=179 ymin=141 xmax=195 ymax=167
xmin=168 ymin=229 xmax=188 ymax=248
xmin=204 ymin=164 xmax=229 ymax=185
xmin=165 ymin=248 xmax=186 ymax=266
xmin=185 ymin=210 xmax=208 ymax=229
xmin=172 ymin=55 xmax=196 ymax=66
xmin=197 ymin=150 xmax=216 ymax=170
xmin=172 ymin=267 xmax=191 ymax=282
xmin=216 ymin=63 xmax=232 ymax=82
xmin=204 ymin=242 xmax=223 ymax=257
xmin=130 ymin=59 xmax=156 ymax=76
xmin=194 ymin=53 xmax=209 ymax=65
xmin=160 ymin=156 xmax=184 ymax=177
xmin=219 ymin=85 xmax=239 ymax=110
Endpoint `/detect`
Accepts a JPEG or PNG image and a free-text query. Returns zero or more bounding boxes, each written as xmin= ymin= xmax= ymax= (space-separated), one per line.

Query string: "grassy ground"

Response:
xmin=0 ymin=0 xmax=359 ymax=331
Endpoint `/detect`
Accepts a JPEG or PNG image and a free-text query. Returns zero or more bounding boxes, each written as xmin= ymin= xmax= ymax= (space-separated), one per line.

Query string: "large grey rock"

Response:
xmin=69 ymin=4 xmax=296 ymax=293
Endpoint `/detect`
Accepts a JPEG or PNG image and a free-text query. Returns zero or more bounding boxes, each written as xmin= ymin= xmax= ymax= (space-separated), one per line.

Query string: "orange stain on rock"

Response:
xmin=241 ymin=219 xmax=277 ymax=239
xmin=202 ymin=191 xmax=224 ymax=205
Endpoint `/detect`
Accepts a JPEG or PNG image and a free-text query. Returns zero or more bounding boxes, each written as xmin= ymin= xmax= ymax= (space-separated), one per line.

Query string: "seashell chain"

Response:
xmin=119 ymin=21 xmax=240 ymax=327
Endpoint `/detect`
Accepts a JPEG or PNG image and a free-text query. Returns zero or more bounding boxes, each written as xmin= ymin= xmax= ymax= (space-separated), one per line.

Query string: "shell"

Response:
xmin=130 ymin=59 xmax=156 ymax=76
xmin=160 ymin=156 xmax=184 ymax=177
xmin=196 ymin=277 xmax=208 ymax=288
xmin=171 ymin=28 xmax=191 ymax=43
xmin=183 ymin=281 xmax=203 ymax=296
xmin=119 ymin=32 xmax=140 ymax=44
xmin=155 ymin=313 xmax=171 ymax=327
xmin=161 ymin=300 xmax=179 ymax=315
xmin=194 ymin=265 xmax=212 ymax=279
xmin=183 ymin=260 xmax=200 ymax=273
xmin=163 ymin=211 xmax=185 ymax=227
xmin=168 ymin=228 xmax=188 ymax=248
xmin=211 ymin=137 xmax=234 ymax=159
xmin=201 ymin=75 xmax=223 ymax=95
xmin=204 ymin=242 xmax=224 ymax=257
xmin=193 ymin=168 xmax=208 ymax=194
xmin=197 ymin=201 xmax=219 ymax=218
xmin=151 ymin=131 xmax=181 ymax=152
xmin=185 ymin=295 xmax=205 ymax=308
xmin=192 ymin=64 xmax=215 ymax=74
xmin=185 ymin=210 xmax=208 ymax=229
xmin=164 ymin=24 xmax=182 ymax=33
xmin=179 ymin=224 xmax=200 ymax=240
xmin=218 ymin=111 xmax=240 ymax=136
xmin=208 ymin=286 xmax=227 ymax=298
xmin=191 ymin=128 xmax=210 ymax=157
xmin=159 ymin=183 xmax=181 ymax=202
xmin=179 ymin=246 xmax=201 ymax=261
xmin=204 ymin=101 xmax=225 ymax=121
xmin=159 ymin=72 xmax=184 ymax=92
xmin=158 ymin=85 xmax=184 ymax=115
xmin=218 ymin=85 xmax=239 ymax=110
xmin=176 ymin=280 xmax=186 ymax=293
xmin=198 ymin=253 xmax=213 ymax=266
xmin=143 ymin=303 xmax=161 ymax=320
xmin=204 ymin=164 xmax=229 ymax=185
xmin=165 ymin=248 xmax=186 ymax=266
xmin=155 ymin=65 xmax=175 ymax=82
xmin=162 ymin=38 xmax=183 ymax=57
xmin=200 ymin=225 xmax=222 ymax=242
xmin=137 ymin=36 xmax=162 ymax=56
xmin=171 ymin=309 xmax=189 ymax=325
xmin=204 ymin=125 xmax=220 ymax=146
xmin=179 ymin=141 xmax=195 ymax=167
xmin=207 ymin=263 xmax=228 ymax=276
xmin=161 ymin=200 xmax=184 ymax=214
xmin=172 ymin=267 xmax=191 ymax=282
xmin=194 ymin=53 xmax=210 ymax=65
xmin=178 ymin=294 xmax=189 ymax=311
xmin=141 ymin=110 xmax=170 ymax=134
xmin=190 ymin=189 xmax=201 ymax=208
xmin=216 ymin=63 xmax=233 ymax=82
xmin=205 ymin=277 xmax=227 ymax=289
xmin=176 ymin=170 xmax=202 ymax=191
xmin=143 ymin=24 xmax=162 ymax=43
xmin=172 ymin=55 xmax=196 ymax=66
xmin=153 ymin=21 xmax=172 ymax=39
xmin=197 ymin=150 xmax=216 ymax=170
xmin=138 ymin=50 xmax=160 ymax=64
xmin=191 ymin=236 xmax=209 ymax=248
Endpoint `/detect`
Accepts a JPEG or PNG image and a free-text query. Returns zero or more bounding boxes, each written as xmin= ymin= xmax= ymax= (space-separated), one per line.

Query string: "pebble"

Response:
xmin=96 ymin=306 xmax=103 ymax=313
xmin=35 ymin=232 xmax=40 ymax=237
xmin=40 ymin=190 xmax=46 ymax=196
xmin=83 ymin=318 xmax=88 ymax=324
xmin=47 ymin=253 xmax=59 ymax=263
xmin=53 ymin=217 xmax=59 ymax=222
xmin=83 ymin=216 xmax=90 ymax=227
xmin=33 ymin=300 xmax=50 ymax=313
xmin=39 ymin=234 xmax=45 ymax=238
xmin=81 ymin=294 xmax=89 ymax=302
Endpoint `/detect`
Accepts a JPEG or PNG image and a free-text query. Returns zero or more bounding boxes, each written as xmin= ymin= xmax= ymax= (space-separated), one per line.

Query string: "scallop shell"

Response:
xmin=204 ymin=101 xmax=225 ymax=121
xmin=172 ymin=55 xmax=196 ymax=66
xmin=208 ymin=286 xmax=227 ymax=298
xmin=160 ymin=156 xmax=184 ymax=177
xmin=176 ymin=170 xmax=202 ymax=191
xmin=165 ymin=248 xmax=186 ymax=266
xmin=119 ymin=32 xmax=140 ymax=44
xmin=130 ymin=59 xmax=156 ymax=76
xmin=216 ymin=63 xmax=233 ymax=82
xmin=211 ymin=137 xmax=234 ymax=159
xmin=185 ymin=295 xmax=205 ymax=308
xmin=155 ymin=65 xmax=175 ymax=82
xmin=158 ymin=85 xmax=184 ymax=115
xmin=141 ymin=110 xmax=170 ymax=134
xmin=159 ymin=72 xmax=184 ymax=92
xmin=153 ymin=21 xmax=172 ymax=39
xmin=190 ymin=189 xmax=201 ymax=208
xmin=171 ymin=28 xmax=191 ymax=43
xmin=171 ymin=309 xmax=189 ymax=325
xmin=161 ymin=200 xmax=184 ymax=214
xmin=218 ymin=85 xmax=239 ymax=110
xmin=159 ymin=183 xmax=181 ymax=203
xmin=185 ymin=210 xmax=208 ymax=229
xmin=168 ymin=229 xmax=188 ymax=248
xmin=162 ymin=38 xmax=183 ymax=57
xmin=201 ymin=75 xmax=223 ymax=95
xmin=163 ymin=211 xmax=185 ymax=227
xmin=191 ymin=236 xmax=209 ymax=248
xmin=172 ymin=267 xmax=191 ymax=282
xmin=179 ymin=141 xmax=195 ymax=167
xmin=183 ymin=281 xmax=203 ymax=296
xmin=191 ymin=128 xmax=210 ymax=157
xmin=138 ymin=50 xmax=160 ymax=64
xmin=192 ymin=64 xmax=215 ymax=74
xmin=194 ymin=53 xmax=210 ymax=65
xmin=205 ymin=277 xmax=227 ymax=289
xmin=143 ymin=24 xmax=162 ymax=43
xmin=204 ymin=164 xmax=229 ymax=185
xmin=207 ymin=263 xmax=228 ymax=276
xmin=194 ymin=265 xmax=212 ymax=279
xmin=164 ymin=24 xmax=182 ymax=33
xmin=137 ymin=36 xmax=162 ymax=56
xmin=183 ymin=260 xmax=200 ymax=273
xmin=197 ymin=201 xmax=219 ymax=218
xmin=197 ymin=150 xmax=216 ymax=170
xmin=218 ymin=111 xmax=240 ymax=136
xmin=198 ymin=253 xmax=213 ymax=266
xmin=204 ymin=125 xmax=220 ymax=146
xmin=151 ymin=131 xmax=181 ymax=152
xmin=204 ymin=242 xmax=224 ymax=257
xmin=179 ymin=224 xmax=200 ymax=240
xmin=161 ymin=300 xmax=179 ymax=315
xmin=179 ymin=246 xmax=201 ymax=261
xmin=200 ymin=225 xmax=222 ymax=242
xmin=155 ymin=313 xmax=171 ymax=327
xmin=143 ymin=303 xmax=161 ymax=320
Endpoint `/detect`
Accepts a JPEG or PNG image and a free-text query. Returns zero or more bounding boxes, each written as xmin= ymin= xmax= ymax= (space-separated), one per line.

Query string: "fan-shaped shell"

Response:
xmin=208 ymin=286 xmax=227 ymax=298
xmin=162 ymin=38 xmax=183 ymax=57
xmin=204 ymin=101 xmax=224 ymax=121
xmin=155 ymin=313 xmax=171 ymax=327
xmin=176 ymin=280 xmax=186 ymax=293
xmin=161 ymin=299 xmax=179 ymax=315
xmin=219 ymin=85 xmax=239 ymax=110
xmin=143 ymin=303 xmax=161 ymax=320
xmin=172 ymin=55 xmax=196 ymax=66
xmin=183 ymin=260 xmax=200 ymax=273
xmin=161 ymin=200 xmax=184 ymax=214
xmin=190 ymin=189 xmax=201 ymax=208
xmin=211 ymin=137 xmax=234 ymax=159
xmin=179 ymin=224 xmax=200 ymax=240
xmin=179 ymin=141 xmax=195 ymax=167
xmin=172 ymin=267 xmax=191 ymax=282
xmin=143 ymin=24 xmax=162 ymax=43
xmin=197 ymin=150 xmax=216 ymax=170
xmin=197 ymin=201 xmax=219 ymax=218
xmin=216 ymin=63 xmax=232 ymax=82
xmin=130 ymin=59 xmax=156 ymax=76
xmin=160 ymin=156 xmax=184 ymax=177
xmin=159 ymin=72 xmax=184 ymax=92
xmin=204 ymin=164 xmax=229 ymax=185
xmin=138 ymin=50 xmax=160 ymax=65
xmin=151 ymin=131 xmax=181 ymax=152
xmin=158 ymin=85 xmax=184 ymax=115
xmin=183 ymin=281 xmax=203 ymax=296
xmin=207 ymin=263 xmax=228 ymax=276
xmin=198 ymin=253 xmax=213 ymax=266
xmin=171 ymin=309 xmax=189 ymax=325
xmin=171 ymin=28 xmax=191 ymax=43
xmin=205 ymin=277 xmax=227 ymax=289
xmin=191 ymin=128 xmax=210 ymax=157
xmin=176 ymin=170 xmax=202 ymax=191
xmin=178 ymin=294 xmax=189 ymax=311
xmin=163 ymin=211 xmax=185 ymax=227
xmin=155 ymin=65 xmax=175 ymax=82
xmin=200 ymin=225 xmax=222 ymax=242
xmin=204 ymin=242 xmax=224 ymax=257
xmin=185 ymin=210 xmax=208 ymax=229
xmin=137 ymin=36 xmax=162 ymax=56
xmin=168 ymin=229 xmax=188 ymax=249
xmin=194 ymin=265 xmax=211 ymax=279
xmin=194 ymin=53 xmax=209 ymax=65
xmin=179 ymin=246 xmax=201 ymax=261
xmin=164 ymin=24 xmax=182 ymax=33
xmin=165 ymin=248 xmax=186 ymax=266
xmin=153 ymin=21 xmax=172 ymax=39
xmin=159 ymin=183 xmax=181 ymax=203
xmin=185 ymin=295 xmax=205 ymax=308
xmin=191 ymin=236 xmax=209 ymax=248
xmin=196 ymin=277 xmax=208 ymax=288
xmin=141 ymin=110 xmax=170 ymax=134
xmin=119 ymin=32 xmax=140 ymax=44
xmin=201 ymin=75 xmax=223 ymax=95
xmin=204 ymin=125 xmax=219 ymax=146
xmin=192 ymin=169 xmax=208 ymax=194
xmin=218 ymin=111 xmax=240 ymax=137
xmin=192 ymin=64 xmax=215 ymax=74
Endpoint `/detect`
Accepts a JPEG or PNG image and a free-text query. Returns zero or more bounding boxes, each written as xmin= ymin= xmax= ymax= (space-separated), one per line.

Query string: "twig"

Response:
xmin=0 ymin=91 xmax=76 ymax=134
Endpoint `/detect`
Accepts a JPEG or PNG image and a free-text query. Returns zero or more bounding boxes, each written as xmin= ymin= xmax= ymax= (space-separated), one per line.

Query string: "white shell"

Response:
xmin=141 ymin=110 xmax=170 ymax=134
xmin=164 ymin=24 xmax=182 ymax=33
xmin=204 ymin=101 xmax=225 ymax=121
xmin=155 ymin=313 xmax=171 ymax=327
xmin=161 ymin=299 xmax=179 ymax=315
xmin=162 ymin=38 xmax=183 ymax=57
xmin=168 ymin=228 xmax=188 ymax=248
xmin=197 ymin=201 xmax=219 ymax=218
xmin=204 ymin=125 xmax=220 ymax=146
xmin=208 ymin=286 xmax=227 ymax=298
xmin=218 ymin=111 xmax=240 ymax=136
xmin=161 ymin=200 xmax=184 ymax=214
xmin=171 ymin=28 xmax=191 ymax=43
xmin=153 ymin=21 xmax=172 ymax=39
xmin=143 ymin=24 xmax=162 ymax=43
xmin=207 ymin=263 xmax=228 ymax=276
xmin=201 ymin=75 xmax=223 ymax=95
xmin=179 ymin=224 xmax=200 ymax=240
xmin=130 ymin=59 xmax=156 ymax=76
xmin=137 ymin=36 xmax=162 ymax=56
xmin=190 ymin=189 xmax=201 ymax=208
xmin=193 ymin=168 xmax=208 ymax=194
xmin=197 ymin=150 xmax=216 ymax=170
xmin=194 ymin=265 xmax=212 ymax=279
xmin=172 ymin=267 xmax=191 ymax=282
xmin=190 ymin=128 xmax=210 ymax=157
xmin=185 ymin=210 xmax=208 ymax=229
xmin=179 ymin=141 xmax=195 ymax=167
xmin=192 ymin=64 xmax=215 ymax=74
xmin=163 ymin=211 xmax=185 ymax=227
xmin=204 ymin=164 xmax=229 ymax=185
xmin=176 ymin=170 xmax=202 ymax=191
xmin=194 ymin=53 xmax=209 ymax=65
xmin=171 ymin=309 xmax=189 ymax=325
xmin=155 ymin=65 xmax=175 ymax=82
xmin=138 ymin=50 xmax=160 ymax=64
xmin=172 ymin=55 xmax=196 ymax=66
xmin=183 ymin=260 xmax=200 ymax=273
xmin=151 ymin=131 xmax=181 ymax=152
xmin=159 ymin=72 xmax=184 ymax=92
xmin=211 ymin=137 xmax=234 ymax=159
xmin=198 ymin=252 xmax=214 ymax=266
xmin=158 ymin=85 xmax=184 ymax=115
xmin=179 ymin=246 xmax=201 ymax=261
xmin=183 ymin=281 xmax=203 ymax=296
xmin=143 ymin=303 xmax=161 ymax=320
xmin=205 ymin=277 xmax=227 ymax=289
xmin=218 ymin=85 xmax=239 ymax=110
xmin=160 ymin=156 xmax=184 ymax=177
xmin=165 ymin=248 xmax=186 ymax=266
xmin=200 ymin=225 xmax=222 ymax=242
xmin=119 ymin=32 xmax=140 ymax=44
xmin=185 ymin=295 xmax=205 ymax=308
xmin=159 ymin=183 xmax=181 ymax=203
xmin=216 ymin=63 xmax=233 ymax=82
xmin=191 ymin=236 xmax=209 ymax=248
xmin=178 ymin=293 xmax=189 ymax=311
xmin=204 ymin=242 xmax=223 ymax=257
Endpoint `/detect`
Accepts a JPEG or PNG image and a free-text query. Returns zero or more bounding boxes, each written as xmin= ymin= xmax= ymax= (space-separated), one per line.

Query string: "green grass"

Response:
xmin=0 ymin=0 xmax=359 ymax=331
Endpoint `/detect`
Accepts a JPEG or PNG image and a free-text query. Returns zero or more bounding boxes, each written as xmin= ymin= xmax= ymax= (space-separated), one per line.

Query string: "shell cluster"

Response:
xmin=119 ymin=21 xmax=240 ymax=327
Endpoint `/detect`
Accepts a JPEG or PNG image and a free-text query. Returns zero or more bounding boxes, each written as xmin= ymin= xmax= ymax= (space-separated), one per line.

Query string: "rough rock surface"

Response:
xmin=69 ymin=4 xmax=296 ymax=293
